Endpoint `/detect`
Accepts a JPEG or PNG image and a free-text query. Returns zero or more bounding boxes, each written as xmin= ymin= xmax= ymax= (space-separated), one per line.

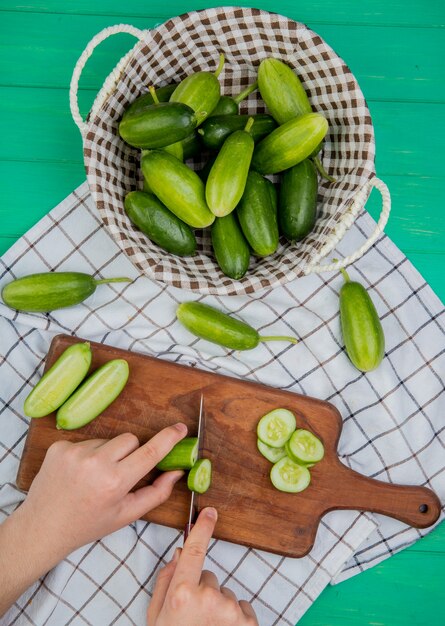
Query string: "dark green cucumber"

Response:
xmin=279 ymin=159 xmax=318 ymax=241
xmin=157 ymin=437 xmax=198 ymax=471
xmin=258 ymin=57 xmax=312 ymax=124
xmin=177 ymin=301 xmax=297 ymax=351
xmin=209 ymin=80 xmax=258 ymax=116
xmin=119 ymin=101 xmax=198 ymax=149
xmin=56 ymin=359 xmax=129 ymax=430
xmin=187 ymin=458 xmax=212 ymax=493
xmin=252 ymin=113 xmax=328 ymax=175
xmin=237 ymin=171 xmax=279 ymax=256
xmin=339 ymin=268 xmax=385 ymax=372
xmin=182 ymin=132 xmax=201 ymax=160
xmin=24 ymin=342 xmax=92 ymax=418
xmin=211 ymin=213 xmax=250 ymax=280
xmin=170 ymin=53 xmax=225 ymax=123
xmin=141 ymin=151 xmax=214 ymax=228
xmin=123 ymin=83 xmax=178 ymax=118
xmin=1 ymin=272 xmax=131 ymax=312
xmin=205 ymin=118 xmax=255 ymax=217
xmin=198 ymin=114 xmax=277 ymax=151
xmin=264 ymin=178 xmax=278 ymax=213
xmin=124 ymin=191 xmax=196 ymax=257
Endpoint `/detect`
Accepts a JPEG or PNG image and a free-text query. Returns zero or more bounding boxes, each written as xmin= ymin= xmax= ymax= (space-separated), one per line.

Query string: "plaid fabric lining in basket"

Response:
xmin=83 ymin=7 xmax=376 ymax=295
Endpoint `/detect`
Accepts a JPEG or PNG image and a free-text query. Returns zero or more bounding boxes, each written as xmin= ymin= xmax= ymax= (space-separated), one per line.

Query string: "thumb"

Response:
xmin=147 ymin=548 xmax=181 ymax=624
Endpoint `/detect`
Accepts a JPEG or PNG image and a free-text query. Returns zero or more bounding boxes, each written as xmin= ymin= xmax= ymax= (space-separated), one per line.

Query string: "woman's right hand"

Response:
xmin=147 ymin=507 xmax=258 ymax=625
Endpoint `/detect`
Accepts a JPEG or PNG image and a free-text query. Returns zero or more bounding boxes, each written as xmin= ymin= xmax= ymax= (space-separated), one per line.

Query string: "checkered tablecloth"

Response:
xmin=0 ymin=182 xmax=444 ymax=625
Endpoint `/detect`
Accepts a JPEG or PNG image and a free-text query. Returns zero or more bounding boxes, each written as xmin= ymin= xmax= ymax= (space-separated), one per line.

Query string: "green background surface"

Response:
xmin=1 ymin=1 xmax=444 ymax=624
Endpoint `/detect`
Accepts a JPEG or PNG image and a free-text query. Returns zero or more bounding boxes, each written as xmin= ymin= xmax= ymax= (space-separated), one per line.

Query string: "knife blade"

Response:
xmin=184 ymin=393 xmax=205 ymax=541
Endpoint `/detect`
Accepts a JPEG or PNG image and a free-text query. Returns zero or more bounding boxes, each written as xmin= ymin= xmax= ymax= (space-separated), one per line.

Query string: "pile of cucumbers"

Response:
xmin=119 ymin=55 xmax=335 ymax=280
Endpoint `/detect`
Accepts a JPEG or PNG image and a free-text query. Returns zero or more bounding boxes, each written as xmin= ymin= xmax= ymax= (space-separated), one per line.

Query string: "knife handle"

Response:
xmin=184 ymin=523 xmax=194 ymax=542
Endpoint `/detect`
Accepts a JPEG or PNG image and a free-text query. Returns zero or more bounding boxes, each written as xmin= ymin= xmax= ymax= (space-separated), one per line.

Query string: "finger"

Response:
xmin=239 ymin=600 xmax=258 ymax=622
xmin=200 ymin=570 xmax=220 ymax=590
xmin=120 ymin=471 xmax=184 ymax=523
xmin=220 ymin=586 xmax=237 ymax=601
xmin=147 ymin=548 xmax=181 ymax=623
xmin=98 ymin=432 xmax=140 ymax=461
xmin=119 ymin=423 xmax=187 ymax=488
xmin=73 ymin=439 xmax=108 ymax=449
xmin=171 ymin=507 xmax=217 ymax=587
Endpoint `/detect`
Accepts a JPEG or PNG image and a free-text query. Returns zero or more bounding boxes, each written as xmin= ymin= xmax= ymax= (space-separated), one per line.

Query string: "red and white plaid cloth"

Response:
xmin=1 ymin=183 xmax=444 ymax=625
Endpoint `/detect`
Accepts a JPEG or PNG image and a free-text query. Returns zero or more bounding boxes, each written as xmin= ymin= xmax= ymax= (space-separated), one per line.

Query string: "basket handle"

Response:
xmin=305 ymin=177 xmax=391 ymax=274
xmin=69 ymin=24 xmax=145 ymax=135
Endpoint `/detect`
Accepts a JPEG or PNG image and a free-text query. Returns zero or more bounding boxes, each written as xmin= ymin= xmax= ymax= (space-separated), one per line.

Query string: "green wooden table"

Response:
xmin=1 ymin=2 xmax=444 ymax=624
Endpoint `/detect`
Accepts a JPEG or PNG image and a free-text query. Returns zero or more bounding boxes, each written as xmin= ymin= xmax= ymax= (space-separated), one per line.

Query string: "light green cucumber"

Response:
xmin=270 ymin=456 xmax=311 ymax=493
xmin=257 ymin=408 xmax=297 ymax=448
xmin=187 ymin=458 xmax=212 ymax=493
xmin=24 ymin=342 xmax=92 ymax=418
xmin=157 ymin=437 xmax=198 ymax=471
xmin=56 ymin=359 xmax=129 ymax=430
xmin=257 ymin=439 xmax=287 ymax=463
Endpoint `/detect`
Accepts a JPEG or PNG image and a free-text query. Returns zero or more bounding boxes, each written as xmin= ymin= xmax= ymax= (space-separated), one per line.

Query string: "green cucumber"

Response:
xmin=123 ymin=83 xmax=178 ymax=118
xmin=258 ymin=57 xmax=312 ymax=124
xmin=264 ymin=178 xmax=278 ymax=213
xmin=119 ymin=101 xmax=198 ymax=149
xmin=182 ymin=132 xmax=201 ymax=160
xmin=284 ymin=441 xmax=315 ymax=468
xmin=211 ymin=213 xmax=250 ymax=280
xmin=141 ymin=141 xmax=183 ymax=193
xmin=237 ymin=171 xmax=279 ymax=256
xmin=141 ymin=150 xmax=215 ymax=228
xmin=56 ymin=359 xmax=129 ymax=430
xmin=205 ymin=118 xmax=255 ymax=217
xmin=257 ymin=408 xmax=297 ymax=448
xmin=339 ymin=268 xmax=385 ymax=372
xmin=187 ymin=458 xmax=212 ymax=493
xmin=287 ymin=429 xmax=324 ymax=465
xmin=198 ymin=114 xmax=277 ymax=151
xmin=257 ymin=439 xmax=287 ymax=463
xmin=1 ymin=272 xmax=131 ymax=312
xmin=24 ymin=342 xmax=92 ymax=418
xmin=270 ymin=456 xmax=311 ymax=493
xmin=279 ymin=159 xmax=318 ymax=241
xmin=252 ymin=113 xmax=329 ymax=175
xmin=170 ymin=53 xmax=225 ymax=123
xmin=124 ymin=191 xmax=196 ymax=257
xmin=209 ymin=80 xmax=258 ymax=116
xmin=156 ymin=437 xmax=198 ymax=471
xmin=177 ymin=301 xmax=298 ymax=351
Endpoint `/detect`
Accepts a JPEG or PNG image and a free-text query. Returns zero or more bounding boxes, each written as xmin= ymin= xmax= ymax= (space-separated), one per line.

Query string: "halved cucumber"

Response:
xmin=287 ymin=429 xmax=324 ymax=465
xmin=157 ymin=437 xmax=198 ymax=471
xmin=284 ymin=441 xmax=315 ymax=468
xmin=56 ymin=359 xmax=129 ymax=430
xmin=24 ymin=342 xmax=92 ymax=418
xmin=187 ymin=458 xmax=212 ymax=493
xmin=270 ymin=456 xmax=311 ymax=493
xmin=257 ymin=439 xmax=287 ymax=463
xmin=257 ymin=408 xmax=296 ymax=448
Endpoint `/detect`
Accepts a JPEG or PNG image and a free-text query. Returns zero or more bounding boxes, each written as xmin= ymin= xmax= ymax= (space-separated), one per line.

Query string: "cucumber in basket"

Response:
xmin=278 ymin=159 xmax=318 ymax=241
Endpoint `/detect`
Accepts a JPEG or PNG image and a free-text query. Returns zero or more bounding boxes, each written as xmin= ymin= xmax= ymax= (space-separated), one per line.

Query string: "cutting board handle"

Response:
xmin=330 ymin=462 xmax=441 ymax=528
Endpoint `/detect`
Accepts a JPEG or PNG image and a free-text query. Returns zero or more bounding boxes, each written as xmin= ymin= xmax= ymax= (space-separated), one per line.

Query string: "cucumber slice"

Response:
xmin=284 ymin=441 xmax=315 ymax=468
xmin=56 ymin=359 xmax=129 ymax=430
xmin=187 ymin=458 xmax=212 ymax=493
xmin=157 ymin=437 xmax=198 ymax=471
xmin=257 ymin=408 xmax=296 ymax=448
xmin=270 ymin=456 xmax=311 ymax=493
xmin=287 ymin=429 xmax=324 ymax=464
xmin=24 ymin=342 xmax=92 ymax=418
xmin=257 ymin=439 xmax=287 ymax=463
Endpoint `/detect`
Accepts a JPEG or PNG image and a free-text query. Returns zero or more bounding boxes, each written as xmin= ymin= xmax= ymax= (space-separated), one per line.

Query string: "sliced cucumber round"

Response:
xmin=270 ymin=456 xmax=311 ymax=493
xmin=284 ymin=441 xmax=315 ymax=467
xmin=257 ymin=439 xmax=287 ymax=463
xmin=257 ymin=408 xmax=296 ymax=448
xmin=187 ymin=458 xmax=212 ymax=493
xmin=287 ymin=429 xmax=324 ymax=465
xmin=156 ymin=437 xmax=198 ymax=471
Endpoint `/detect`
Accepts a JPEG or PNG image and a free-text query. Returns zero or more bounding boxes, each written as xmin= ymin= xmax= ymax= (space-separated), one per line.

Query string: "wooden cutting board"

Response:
xmin=17 ymin=335 xmax=440 ymax=558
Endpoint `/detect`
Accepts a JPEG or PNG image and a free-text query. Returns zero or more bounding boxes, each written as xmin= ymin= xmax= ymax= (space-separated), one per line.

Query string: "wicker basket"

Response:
xmin=70 ymin=7 xmax=390 ymax=295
